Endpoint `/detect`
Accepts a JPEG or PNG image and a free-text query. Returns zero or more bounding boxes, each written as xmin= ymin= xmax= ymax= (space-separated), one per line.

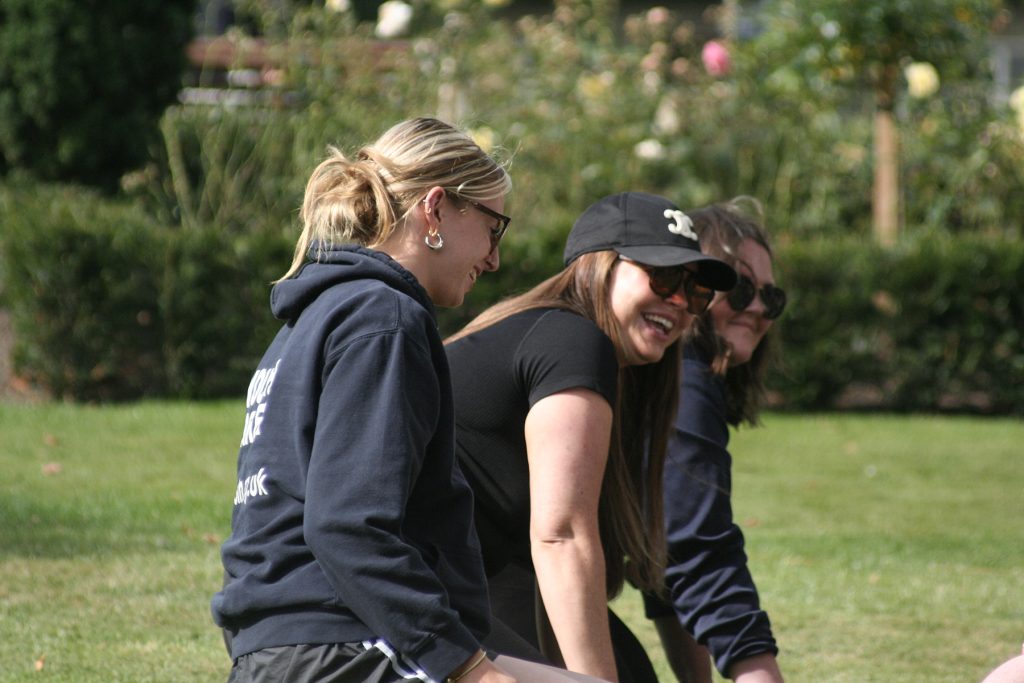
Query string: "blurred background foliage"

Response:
xmin=0 ymin=0 xmax=197 ymax=191
xmin=1 ymin=0 xmax=1022 ymax=409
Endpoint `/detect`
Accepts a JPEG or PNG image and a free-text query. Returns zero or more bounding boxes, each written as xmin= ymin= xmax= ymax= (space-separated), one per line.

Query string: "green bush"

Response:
xmin=159 ymin=225 xmax=291 ymax=398
xmin=1 ymin=184 xmax=168 ymax=400
xmin=770 ymin=234 xmax=1024 ymax=414
xmin=0 ymin=184 xmax=289 ymax=401
xmin=146 ymin=106 xmax=306 ymax=234
xmin=144 ymin=1 xmax=1022 ymax=258
xmin=2 ymin=1 xmax=1022 ymax=410
xmin=0 ymin=0 xmax=196 ymax=190
xmin=3 ymin=181 xmax=1020 ymax=412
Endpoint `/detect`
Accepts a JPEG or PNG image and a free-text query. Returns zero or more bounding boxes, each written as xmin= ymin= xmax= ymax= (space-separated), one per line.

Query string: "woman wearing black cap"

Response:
xmin=445 ymin=192 xmax=737 ymax=683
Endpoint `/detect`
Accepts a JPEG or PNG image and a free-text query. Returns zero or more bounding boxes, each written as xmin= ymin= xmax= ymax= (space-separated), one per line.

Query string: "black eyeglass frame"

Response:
xmin=622 ymin=258 xmax=715 ymax=315
xmin=447 ymin=191 xmax=511 ymax=250
xmin=726 ymin=275 xmax=787 ymax=320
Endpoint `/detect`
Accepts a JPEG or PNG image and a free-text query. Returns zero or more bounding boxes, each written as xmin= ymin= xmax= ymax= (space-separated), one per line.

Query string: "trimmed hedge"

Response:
xmin=769 ymin=235 xmax=1024 ymax=414
xmin=2 ymin=184 xmax=1022 ymax=412
xmin=0 ymin=184 xmax=288 ymax=401
xmin=2 ymin=185 xmax=168 ymax=400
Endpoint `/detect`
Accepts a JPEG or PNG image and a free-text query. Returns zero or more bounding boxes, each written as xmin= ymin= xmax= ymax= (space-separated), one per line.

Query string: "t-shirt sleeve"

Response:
xmin=514 ymin=309 xmax=618 ymax=409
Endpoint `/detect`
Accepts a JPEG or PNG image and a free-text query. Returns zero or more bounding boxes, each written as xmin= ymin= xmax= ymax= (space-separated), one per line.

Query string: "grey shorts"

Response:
xmin=227 ymin=642 xmax=429 ymax=683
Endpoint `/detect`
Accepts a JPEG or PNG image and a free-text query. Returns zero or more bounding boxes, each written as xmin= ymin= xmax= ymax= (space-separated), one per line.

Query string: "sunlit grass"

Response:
xmin=1 ymin=402 xmax=237 ymax=682
xmin=613 ymin=414 xmax=1024 ymax=682
xmin=2 ymin=404 xmax=1021 ymax=681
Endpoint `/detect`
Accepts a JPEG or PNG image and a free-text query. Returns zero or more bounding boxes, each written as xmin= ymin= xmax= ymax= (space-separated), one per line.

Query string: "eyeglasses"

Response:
xmin=727 ymin=275 xmax=787 ymax=320
xmin=626 ymin=259 xmax=715 ymax=314
xmin=448 ymin=192 xmax=511 ymax=251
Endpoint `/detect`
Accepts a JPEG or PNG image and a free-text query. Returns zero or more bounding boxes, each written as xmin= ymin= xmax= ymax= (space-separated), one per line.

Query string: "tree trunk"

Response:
xmin=873 ymin=70 xmax=900 ymax=247
xmin=873 ymin=108 xmax=899 ymax=246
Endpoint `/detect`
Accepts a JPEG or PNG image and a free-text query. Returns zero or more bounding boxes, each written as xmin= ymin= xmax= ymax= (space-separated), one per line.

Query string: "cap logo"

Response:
xmin=664 ymin=209 xmax=698 ymax=240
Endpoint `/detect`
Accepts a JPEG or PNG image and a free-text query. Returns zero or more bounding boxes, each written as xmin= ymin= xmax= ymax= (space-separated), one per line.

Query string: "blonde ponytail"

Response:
xmin=279 ymin=117 xmax=511 ymax=282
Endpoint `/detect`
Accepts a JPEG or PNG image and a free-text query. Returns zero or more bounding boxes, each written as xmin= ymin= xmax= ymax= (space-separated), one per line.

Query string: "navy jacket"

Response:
xmin=645 ymin=345 xmax=778 ymax=676
xmin=211 ymin=246 xmax=488 ymax=682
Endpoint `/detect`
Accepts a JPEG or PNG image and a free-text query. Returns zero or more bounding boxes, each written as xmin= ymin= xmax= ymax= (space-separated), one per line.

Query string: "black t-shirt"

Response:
xmin=446 ymin=308 xmax=619 ymax=575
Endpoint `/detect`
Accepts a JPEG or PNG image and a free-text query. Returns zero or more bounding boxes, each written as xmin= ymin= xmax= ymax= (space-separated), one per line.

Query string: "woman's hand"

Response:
xmin=463 ymin=658 xmax=517 ymax=683
xmin=449 ymin=651 xmax=515 ymax=683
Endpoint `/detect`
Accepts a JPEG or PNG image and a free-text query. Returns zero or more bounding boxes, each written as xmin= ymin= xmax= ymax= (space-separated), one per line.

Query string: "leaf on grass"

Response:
xmin=34 ymin=654 xmax=45 ymax=671
xmin=43 ymin=433 xmax=59 ymax=447
xmin=203 ymin=533 xmax=221 ymax=545
xmin=41 ymin=462 xmax=62 ymax=476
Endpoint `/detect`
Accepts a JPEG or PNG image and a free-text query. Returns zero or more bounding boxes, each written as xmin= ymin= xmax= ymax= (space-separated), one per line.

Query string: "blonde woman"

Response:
xmin=213 ymin=118 xmax=596 ymax=683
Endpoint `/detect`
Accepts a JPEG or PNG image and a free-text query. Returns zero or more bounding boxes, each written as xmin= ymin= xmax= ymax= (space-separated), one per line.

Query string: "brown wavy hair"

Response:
xmin=446 ymin=250 xmax=675 ymax=596
xmin=685 ymin=197 xmax=779 ymax=426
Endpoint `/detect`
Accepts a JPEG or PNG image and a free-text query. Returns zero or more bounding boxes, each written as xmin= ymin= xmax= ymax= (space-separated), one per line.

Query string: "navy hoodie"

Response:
xmin=211 ymin=246 xmax=488 ymax=682
xmin=644 ymin=345 xmax=777 ymax=676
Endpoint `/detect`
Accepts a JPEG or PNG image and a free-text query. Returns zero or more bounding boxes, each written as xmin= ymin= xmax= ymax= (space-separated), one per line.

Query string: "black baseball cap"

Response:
xmin=564 ymin=192 xmax=737 ymax=291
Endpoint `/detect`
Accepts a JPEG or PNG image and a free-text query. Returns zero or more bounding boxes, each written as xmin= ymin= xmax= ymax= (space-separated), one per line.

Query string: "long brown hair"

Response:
xmin=685 ymin=197 xmax=778 ymax=426
xmin=447 ymin=251 xmax=676 ymax=596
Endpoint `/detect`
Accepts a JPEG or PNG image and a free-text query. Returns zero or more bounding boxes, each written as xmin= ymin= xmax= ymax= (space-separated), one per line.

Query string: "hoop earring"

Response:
xmin=424 ymin=230 xmax=444 ymax=250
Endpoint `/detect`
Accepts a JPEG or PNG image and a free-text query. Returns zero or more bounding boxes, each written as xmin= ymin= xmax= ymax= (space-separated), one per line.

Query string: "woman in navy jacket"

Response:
xmin=644 ymin=198 xmax=788 ymax=683
xmin=211 ymin=117 xmax=579 ymax=683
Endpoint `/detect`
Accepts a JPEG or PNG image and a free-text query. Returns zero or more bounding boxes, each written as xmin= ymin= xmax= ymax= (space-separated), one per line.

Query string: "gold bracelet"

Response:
xmin=446 ymin=650 xmax=488 ymax=683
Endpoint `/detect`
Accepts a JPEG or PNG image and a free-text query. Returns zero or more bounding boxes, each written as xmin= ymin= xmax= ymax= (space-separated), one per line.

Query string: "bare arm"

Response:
xmin=980 ymin=644 xmax=1024 ymax=683
xmin=525 ymin=388 xmax=618 ymax=682
xmin=729 ymin=653 xmax=784 ymax=683
xmin=652 ymin=614 xmax=713 ymax=683
xmin=652 ymin=615 xmax=783 ymax=683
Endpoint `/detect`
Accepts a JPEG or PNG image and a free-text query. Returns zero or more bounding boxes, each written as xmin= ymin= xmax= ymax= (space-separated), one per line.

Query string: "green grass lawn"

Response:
xmin=1 ymin=403 xmax=1021 ymax=682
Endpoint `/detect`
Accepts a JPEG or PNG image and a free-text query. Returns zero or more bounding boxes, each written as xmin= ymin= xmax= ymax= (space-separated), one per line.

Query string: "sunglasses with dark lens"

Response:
xmin=449 ymin=192 xmax=511 ymax=251
xmin=727 ymin=275 xmax=787 ymax=320
xmin=630 ymin=261 xmax=715 ymax=314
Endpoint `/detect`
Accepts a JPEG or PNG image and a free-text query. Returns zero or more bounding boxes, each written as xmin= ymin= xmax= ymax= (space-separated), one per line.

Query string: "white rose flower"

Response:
xmin=634 ymin=139 xmax=665 ymax=161
xmin=1009 ymin=85 xmax=1024 ymax=114
xmin=905 ymin=62 xmax=940 ymax=99
xmin=325 ymin=0 xmax=350 ymax=12
xmin=376 ymin=1 xmax=413 ymax=39
xmin=1011 ymin=86 xmax=1024 ymax=137
xmin=653 ymin=97 xmax=681 ymax=136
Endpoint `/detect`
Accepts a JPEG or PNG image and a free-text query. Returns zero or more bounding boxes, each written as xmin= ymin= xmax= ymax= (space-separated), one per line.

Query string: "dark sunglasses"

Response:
xmin=626 ymin=259 xmax=715 ymax=314
xmin=449 ymin=192 xmax=511 ymax=251
xmin=727 ymin=275 xmax=787 ymax=320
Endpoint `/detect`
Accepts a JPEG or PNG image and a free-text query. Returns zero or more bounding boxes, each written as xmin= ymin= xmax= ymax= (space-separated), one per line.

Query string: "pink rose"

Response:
xmin=701 ymin=40 xmax=730 ymax=77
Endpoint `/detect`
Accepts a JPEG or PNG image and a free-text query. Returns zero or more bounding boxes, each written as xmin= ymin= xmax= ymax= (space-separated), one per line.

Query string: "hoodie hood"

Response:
xmin=271 ymin=244 xmax=435 ymax=323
